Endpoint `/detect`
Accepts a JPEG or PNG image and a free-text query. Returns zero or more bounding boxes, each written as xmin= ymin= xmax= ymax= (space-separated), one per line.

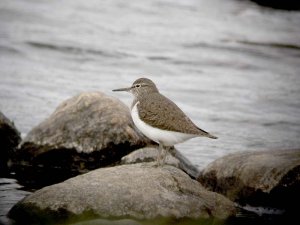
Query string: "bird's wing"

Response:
xmin=137 ymin=93 xmax=212 ymax=137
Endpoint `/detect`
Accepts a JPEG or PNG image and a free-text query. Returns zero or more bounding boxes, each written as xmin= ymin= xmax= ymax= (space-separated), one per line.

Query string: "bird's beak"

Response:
xmin=112 ymin=87 xmax=131 ymax=92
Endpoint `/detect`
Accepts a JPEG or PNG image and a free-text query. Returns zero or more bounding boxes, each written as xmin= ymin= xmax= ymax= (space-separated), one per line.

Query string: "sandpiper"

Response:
xmin=113 ymin=78 xmax=217 ymax=166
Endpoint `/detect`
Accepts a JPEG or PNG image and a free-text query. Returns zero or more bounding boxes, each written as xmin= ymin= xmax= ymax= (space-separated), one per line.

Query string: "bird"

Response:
xmin=113 ymin=78 xmax=217 ymax=166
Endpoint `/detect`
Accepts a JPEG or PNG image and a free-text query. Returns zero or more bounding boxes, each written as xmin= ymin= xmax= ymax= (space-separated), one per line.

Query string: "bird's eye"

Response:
xmin=135 ymin=84 xmax=141 ymax=88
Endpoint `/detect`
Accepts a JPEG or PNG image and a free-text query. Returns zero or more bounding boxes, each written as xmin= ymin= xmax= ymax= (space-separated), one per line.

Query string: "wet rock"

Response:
xmin=9 ymin=163 xmax=236 ymax=225
xmin=0 ymin=111 xmax=21 ymax=175
xmin=198 ymin=149 xmax=300 ymax=213
xmin=121 ymin=147 xmax=200 ymax=178
xmin=11 ymin=92 xmax=151 ymax=187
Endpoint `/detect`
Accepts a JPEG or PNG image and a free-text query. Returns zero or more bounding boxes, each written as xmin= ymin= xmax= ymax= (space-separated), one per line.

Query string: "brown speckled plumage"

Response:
xmin=136 ymin=92 xmax=214 ymax=137
xmin=128 ymin=78 xmax=217 ymax=139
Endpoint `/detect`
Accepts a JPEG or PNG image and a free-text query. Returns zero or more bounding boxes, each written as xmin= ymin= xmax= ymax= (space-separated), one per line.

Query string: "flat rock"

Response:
xmin=121 ymin=147 xmax=200 ymax=178
xmin=9 ymin=163 xmax=236 ymax=225
xmin=11 ymin=92 xmax=151 ymax=187
xmin=198 ymin=149 xmax=300 ymax=213
xmin=0 ymin=111 xmax=21 ymax=175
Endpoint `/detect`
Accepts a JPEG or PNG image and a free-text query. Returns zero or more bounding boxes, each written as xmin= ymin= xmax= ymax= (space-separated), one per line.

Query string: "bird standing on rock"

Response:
xmin=113 ymin=78 xmax=217 ymax=166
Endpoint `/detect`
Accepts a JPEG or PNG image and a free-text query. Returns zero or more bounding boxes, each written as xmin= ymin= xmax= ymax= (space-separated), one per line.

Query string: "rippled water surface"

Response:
xmin=0 ymin=0 xmax=300 ymax=223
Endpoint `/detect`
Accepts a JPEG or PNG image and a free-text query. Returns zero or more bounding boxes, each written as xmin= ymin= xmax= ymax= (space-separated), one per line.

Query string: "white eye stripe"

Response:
xmin=133 ymin=83 xmax=148 ymax=88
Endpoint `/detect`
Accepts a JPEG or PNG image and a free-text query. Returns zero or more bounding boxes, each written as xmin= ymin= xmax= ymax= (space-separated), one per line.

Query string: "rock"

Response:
xmin=70 ymin=218 xmax=142 ymax=225
xmin=0 ymin=111 xmax=21 ymax=175
xmin=198 ymin=149 xmax=300 ymax=213
xmin=121 ymin=147 xmax=200 ymax=178
xmin=9 ymin=163 xmax=236 ymax=224
xmin=11 ymin=92 xmax=151 ymax=187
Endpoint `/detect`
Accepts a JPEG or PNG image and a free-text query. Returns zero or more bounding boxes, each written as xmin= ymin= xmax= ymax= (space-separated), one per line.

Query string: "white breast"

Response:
xmin=131 ymin=102 xmax=197 ymax=146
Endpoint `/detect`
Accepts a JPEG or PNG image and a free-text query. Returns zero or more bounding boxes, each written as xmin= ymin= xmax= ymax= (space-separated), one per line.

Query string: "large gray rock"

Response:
xmin=121 ymin=147 xmax=200 ymax=179
xmin=198 ymin=149 xmax=300 ymax=213
xmin=9 ymin=163 xmax=236 ymax=225
xmin=0 ymin=111 xmax=21 ymax=175
xmin=11 ymin=92 xmax=151 ymax=187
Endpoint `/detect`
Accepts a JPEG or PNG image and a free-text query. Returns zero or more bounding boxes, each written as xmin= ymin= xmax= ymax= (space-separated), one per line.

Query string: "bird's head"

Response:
xmin=113 ymin=77 xmax=159 ymax=97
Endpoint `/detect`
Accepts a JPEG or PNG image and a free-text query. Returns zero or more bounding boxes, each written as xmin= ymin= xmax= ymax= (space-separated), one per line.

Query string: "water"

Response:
xmin=0 ymin=0 xmax=300 ymax=223
xmin=0 ymin=178 xmax=30 ymax=225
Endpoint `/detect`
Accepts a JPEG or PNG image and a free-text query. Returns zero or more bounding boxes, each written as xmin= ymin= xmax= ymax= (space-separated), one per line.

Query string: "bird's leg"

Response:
xmin=156 ymin=143 xmax=163 ymax=166
xmin=160 ymin=145 xmax=168 ymax=166
xmin=156 ymin=143 xmax=162 ymax=166
xmin=156 ymin=143 xmax=168 ymax=167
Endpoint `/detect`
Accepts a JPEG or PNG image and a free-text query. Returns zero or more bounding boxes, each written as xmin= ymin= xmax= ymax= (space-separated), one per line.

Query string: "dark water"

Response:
xmin=0 ymin=0 xmax=300 ymax=224
xmin=0 ymin=178 xmax=30 ymax=225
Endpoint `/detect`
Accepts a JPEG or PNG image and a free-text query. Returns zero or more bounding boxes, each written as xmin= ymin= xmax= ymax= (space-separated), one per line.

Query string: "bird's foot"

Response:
xmin=153 ymin=159 xmax=165 ymax=167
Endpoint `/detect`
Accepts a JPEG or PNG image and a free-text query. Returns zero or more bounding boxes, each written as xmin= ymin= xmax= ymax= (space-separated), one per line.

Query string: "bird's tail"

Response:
xmin=197 ymin=127 xmax=218 ymax=139
xmin=206 ymin=133 xmax=218 ymax=139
